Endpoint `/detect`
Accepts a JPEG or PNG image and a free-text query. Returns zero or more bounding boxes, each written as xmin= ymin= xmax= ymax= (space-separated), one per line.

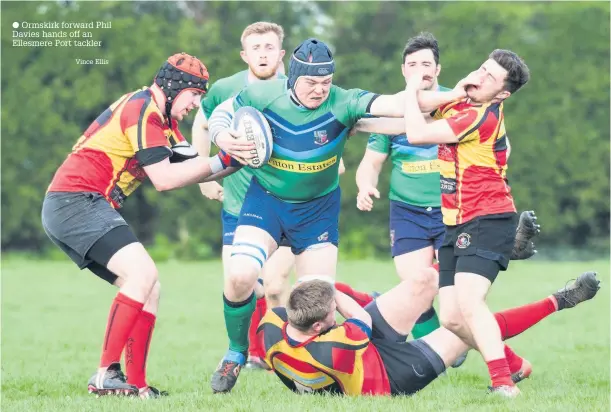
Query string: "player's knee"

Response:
xmin=411 ymin=268 xmax=439 ymax=298
xmin=440 ymin=312 xmax=465 ymax=335
xmin=455 ymin=290 xmax=485 ymax=320
xmin=264 ymin=283 xmax=284 ymax=305
xmin=228 ymin=256 xmax=260 ymax=295
xmin=128 ymin=261 xmax=158 ymax=296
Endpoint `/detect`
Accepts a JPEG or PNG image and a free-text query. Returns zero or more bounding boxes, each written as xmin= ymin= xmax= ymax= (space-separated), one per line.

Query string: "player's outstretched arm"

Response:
xmin=143 ymin=153 xmax=242 ymax=192
xmin=335 ymin=290 xmax=373 ymax=329
xmin=366 ymin=89 xmax=464 ymax=118
xmin=402 ymin=72 xmax=467 ymax=145
xmin=353 ymin=117 xmax=405 ymax=135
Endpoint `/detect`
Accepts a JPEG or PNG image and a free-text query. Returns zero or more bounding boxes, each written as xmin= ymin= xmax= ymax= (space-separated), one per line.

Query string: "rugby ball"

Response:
xmin=232 ymin=107 xmax=273 ymax=169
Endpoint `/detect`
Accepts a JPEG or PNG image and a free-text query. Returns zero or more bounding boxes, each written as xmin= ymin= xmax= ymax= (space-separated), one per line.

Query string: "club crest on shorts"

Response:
xmin=314 ymin=130 xmax=328 ymax=145
xmin=456 ymin=233 xmax=471 ymax=249
xmin=318 ymin=231 xmax=329 ymax=242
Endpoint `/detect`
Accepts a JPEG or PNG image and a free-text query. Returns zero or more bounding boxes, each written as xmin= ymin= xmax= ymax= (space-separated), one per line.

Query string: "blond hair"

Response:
xmin=241 ymin=22 xmax=285 ymax=48
xmin=286 ymin=280 xmax=335 ymax=332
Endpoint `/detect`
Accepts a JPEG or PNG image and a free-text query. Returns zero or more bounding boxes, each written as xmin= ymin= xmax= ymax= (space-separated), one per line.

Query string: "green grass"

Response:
xmin=2 ymin=259 xmax=609 ymax=411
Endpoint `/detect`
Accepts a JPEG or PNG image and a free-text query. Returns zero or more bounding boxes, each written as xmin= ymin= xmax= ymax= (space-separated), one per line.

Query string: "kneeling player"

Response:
xmin=259 ymin=270 xmax=600 ymax=397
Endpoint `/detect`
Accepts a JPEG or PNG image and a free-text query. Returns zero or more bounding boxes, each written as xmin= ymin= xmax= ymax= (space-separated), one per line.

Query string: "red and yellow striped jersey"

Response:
xmin=48 ymin=87 xmax=186 ymax=208
xmin=259 ymin=308 xmax=391 ymax=396
xmin=433 ymin=99 xmax=516 ymax=225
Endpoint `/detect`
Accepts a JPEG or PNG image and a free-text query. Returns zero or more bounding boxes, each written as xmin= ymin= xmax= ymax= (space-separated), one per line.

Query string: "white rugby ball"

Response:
xmin=232 ymin=107 xmax=273 ymax=169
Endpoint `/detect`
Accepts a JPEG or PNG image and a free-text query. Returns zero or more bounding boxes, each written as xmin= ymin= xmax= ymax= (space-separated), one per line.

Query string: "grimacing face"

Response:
xmin=241 ymin=32 xmax=285 ymax=80
xmin=466 ymin=58 xmax=511 ymax=103
xmin=293 ymin=75 xmax=333 ymax=109
xmin=401 ymin=48 xmax=440 ymax=91
xmin=171 ymin=90 xmax=202 ymax=120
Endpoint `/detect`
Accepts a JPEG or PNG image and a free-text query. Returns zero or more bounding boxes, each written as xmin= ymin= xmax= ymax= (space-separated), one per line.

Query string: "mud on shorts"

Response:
xmin=41 ymin=192 xmax=139 ymax=284
xmin=364 ymin=301 xmax=446 ymax=395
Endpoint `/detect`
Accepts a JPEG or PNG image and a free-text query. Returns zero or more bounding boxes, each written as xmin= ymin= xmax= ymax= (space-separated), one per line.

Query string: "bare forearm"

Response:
xmin=154 ymin=155 xmax=229 ymax=191
xmin=335 ymin=291 xmax=372 ymax=326
xmin=405 ymin=88 xmax=428 ymax=141
xmin=416 ymin=89 xmax=462 ymax=113
xmin=356 ymin=161 xmax=380 ymax=191
xmin=355 ymin=118 xmax=405 ymax=135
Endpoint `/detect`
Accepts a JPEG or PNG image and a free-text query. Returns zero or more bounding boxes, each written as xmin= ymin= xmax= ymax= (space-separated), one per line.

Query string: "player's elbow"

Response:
xmin=406 ymin=132 xmax=426 ymax=145
xmin=150 ymin=176 xmax=174 ymax=192
xmin=146 ymin=166 xmax=176 ymax=192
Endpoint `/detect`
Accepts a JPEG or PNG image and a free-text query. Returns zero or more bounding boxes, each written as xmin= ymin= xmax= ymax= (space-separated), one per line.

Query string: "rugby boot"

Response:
xmin=511 ymin=210 xmax=541 ymax=260
xmin=87 ymin=363 xmax=138 ymax=397
xmin=553 ymin=271 xmax=600 ymax=310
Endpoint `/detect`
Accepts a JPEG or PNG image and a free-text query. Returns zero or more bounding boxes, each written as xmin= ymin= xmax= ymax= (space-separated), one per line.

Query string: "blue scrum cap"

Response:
xmin=288 ymin=38 xmax=335 ymax=90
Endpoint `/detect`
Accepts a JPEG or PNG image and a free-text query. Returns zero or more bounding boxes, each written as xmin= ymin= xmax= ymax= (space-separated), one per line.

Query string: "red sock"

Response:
xmin=504 ymin=345 xmax=524 ymax=374
xmin=125 ymin=311 xmax=156 ymax=389
xmin=248 ymin=297 xmax=267 ymax=358
xmin=100 ymin=293 xmax=144 ymax=368
xmin=494 ymin=296 xmax=557 ymax=340
xmin=487 ymin=358 xmax=514 ymax=387
xmin=335 ymin=282 xmax=373 ymax=308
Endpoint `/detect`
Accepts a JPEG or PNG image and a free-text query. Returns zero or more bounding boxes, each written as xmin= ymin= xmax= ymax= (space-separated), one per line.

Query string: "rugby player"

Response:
xmin=402 ymin=49 xmax=532 ymax=396
xmin=353 ymin=33 xmax=537 ymax=352
xmin=192 ymin=21 xmax=294 ymax=371
xmin=42 ymin=53 xmax=246 ymax=398
xmin=355 ymin=32 xmax=454 ymax=342
xmin=207 ymin=37 xmax=481 ymax=393
xmin=259 ymin=271 xmax=600 ymax=396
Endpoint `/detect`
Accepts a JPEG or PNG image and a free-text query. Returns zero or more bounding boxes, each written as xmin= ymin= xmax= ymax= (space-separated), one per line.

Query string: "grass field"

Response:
xmin=2 ymin=258 xmax=609 ymax=411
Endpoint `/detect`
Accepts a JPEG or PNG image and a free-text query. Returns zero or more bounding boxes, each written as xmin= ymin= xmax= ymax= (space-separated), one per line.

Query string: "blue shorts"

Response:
xmin=238 ymin=178 xmax=340 ymax=255
xmin=223 ymin=208 xmax=291 ymax=247
xmin=222 ymin=209 xmax=239 ymax=246
xmin=389 ymin=200 xmax=445 ymax=257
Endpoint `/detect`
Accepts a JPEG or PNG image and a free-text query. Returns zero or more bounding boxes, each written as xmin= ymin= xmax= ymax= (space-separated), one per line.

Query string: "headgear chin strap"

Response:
xmin=288 ymin=38 xmax=335 ymax=92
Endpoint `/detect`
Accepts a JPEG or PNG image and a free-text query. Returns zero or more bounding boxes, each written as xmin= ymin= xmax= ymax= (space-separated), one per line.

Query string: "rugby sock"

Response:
xmin=411 ymin=307 xmax=441 ymax=339
xmin=334 ymin=282 xmax=374 ymax=307
xmin=223 ymin=293 xmax=256 ymax=356
xmin=100 ymin=293 xmax=144 ymax=368
xmin=125 ymin=310 xmax=156 ymax=389
xmin=487 ymin=358 xmax=514 ymax=388
xmin=503 ymin=345 xmax=524 ymax=374
xmin=247 ymin=297 xmax=267 ymax=358
xmin=494 ymin=296 xmax=557 ymax=340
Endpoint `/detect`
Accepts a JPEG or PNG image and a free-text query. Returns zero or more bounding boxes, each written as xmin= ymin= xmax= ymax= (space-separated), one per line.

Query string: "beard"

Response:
xmin=252 ymin=63 xmax=278 ymax=80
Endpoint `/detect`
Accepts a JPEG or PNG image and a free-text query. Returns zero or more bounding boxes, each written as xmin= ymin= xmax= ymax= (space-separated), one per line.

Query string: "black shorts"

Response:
xmin=42 ymin=192 xmax=138 ymax=284
xmin=365 ymin=302 xmax=446 ymax=396
xmin=438 ymin=213 xmax=518 ymax=287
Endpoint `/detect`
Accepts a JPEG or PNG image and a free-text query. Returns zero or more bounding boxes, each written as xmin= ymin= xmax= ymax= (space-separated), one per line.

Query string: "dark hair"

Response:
xmin=489 ymin=49 xmax=530 ymax=94
xmin=402 ymin=32 xmax=439 ymax=65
